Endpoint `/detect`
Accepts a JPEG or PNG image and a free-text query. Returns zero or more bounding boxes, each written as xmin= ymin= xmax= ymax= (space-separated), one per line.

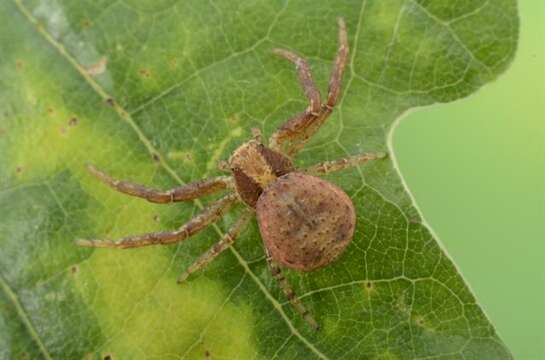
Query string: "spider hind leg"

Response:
xmin=265 ymin=250 xmax=320 ymax=330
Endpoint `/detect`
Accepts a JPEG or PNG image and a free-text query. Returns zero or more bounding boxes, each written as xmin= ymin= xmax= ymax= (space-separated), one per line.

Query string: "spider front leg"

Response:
xmin=265 ymin=249 xmax=319 ymax=330
xmin=88 ymin=164 xmax=232 ymax=203
xmin=269 ymin=18 xmax=349 ymax=157
xmin=271 ymin=48 xmax=321 ymax=115
xmin=177 ymin=209 xmax=253 ymax=283
xmin=76 ymin=194 xmax=238 ymax=249
xmin=326 ymin=17 xmax=349 ymax=108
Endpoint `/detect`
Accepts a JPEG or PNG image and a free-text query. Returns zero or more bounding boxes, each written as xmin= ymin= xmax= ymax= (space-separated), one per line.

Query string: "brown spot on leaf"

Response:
xmin=68 ymin=117 xmax=79 ymax=127
xmin=138 ymin=68 xmax=152 ymax=78
xmin=106 ymin=98 xmax=115 ymax=107
xmin=81 ymin=18 xmax=92 ymax=29
xmin=15 ymin=59 xmax=24 ymax=70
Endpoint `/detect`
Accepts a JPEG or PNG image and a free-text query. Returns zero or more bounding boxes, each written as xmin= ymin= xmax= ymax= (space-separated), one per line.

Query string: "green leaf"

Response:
xmin=0 ymin=0 xmax=518 ymax=359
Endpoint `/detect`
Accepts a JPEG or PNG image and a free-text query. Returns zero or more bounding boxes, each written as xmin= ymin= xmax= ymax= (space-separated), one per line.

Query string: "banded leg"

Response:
xmin=303 ymin=152 xmax=388 ymax=176
xmin=265 ymin=249 xmax=319 ymax=330
xmin=76 ymin=194 xmax=238 ymax=249
xmin=88 ymin=164 xmax=232 ymax=203
xmin=177 ymin=209 xmax=253 ymax=283
xmin=270 ymin=18 xmax=349 ymax=157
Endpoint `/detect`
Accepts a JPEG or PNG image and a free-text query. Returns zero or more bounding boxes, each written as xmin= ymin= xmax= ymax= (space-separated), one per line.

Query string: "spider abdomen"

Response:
xmin=256 ymin=172 xmax=356 ymax=271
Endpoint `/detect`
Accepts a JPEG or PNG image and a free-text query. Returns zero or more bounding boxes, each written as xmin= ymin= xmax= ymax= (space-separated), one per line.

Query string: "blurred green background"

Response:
xmin=393 ymin=1 xmax=544 ymax=359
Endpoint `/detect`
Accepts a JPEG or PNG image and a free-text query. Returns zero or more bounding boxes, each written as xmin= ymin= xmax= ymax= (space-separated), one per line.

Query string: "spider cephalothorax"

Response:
xmin=229 ymin=139 xmax=294 ymax=207
xmin=78 ymin=18 xmax=387 ymax=330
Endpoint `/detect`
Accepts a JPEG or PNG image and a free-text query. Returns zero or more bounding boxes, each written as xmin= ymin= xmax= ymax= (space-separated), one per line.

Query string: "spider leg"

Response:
xmin=326 ymin=17 xmax=349 ymax=108
xmin=177 ymin=209 xmax=253 ymax=283
xmin=268 ymin=111 xmax=317 ymax=155
xmin=269 ymin=18 xmax=349 ymax=157
xmin=265 ymin=249 xmax=319 ymax=330
xmin=272 ymin=48 xmax=321 ymax=114
xmin=88 ymin=164 xmax=232 ymax=203
xmin=302 ymin=152 xmax=388 ymax=176
xmin=76 ymin=194 xmax=238 ymax=249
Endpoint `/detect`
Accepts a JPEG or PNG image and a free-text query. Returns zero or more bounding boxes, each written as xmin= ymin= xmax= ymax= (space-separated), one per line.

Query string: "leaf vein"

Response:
xmin=129 ymin=0 xmax=290 ymax=116
xmin=0 ymin=273 xmax=53 ymax=360
xmin=180 ymin=274 xmax=248 ymax=359
xmin=409 ymin=0 xmax=492 ymax=75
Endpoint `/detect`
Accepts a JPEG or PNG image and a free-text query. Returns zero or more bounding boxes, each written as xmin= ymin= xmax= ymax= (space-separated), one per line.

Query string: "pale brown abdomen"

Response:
xmin=256 ymin=172 xmax=356 ymax=271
